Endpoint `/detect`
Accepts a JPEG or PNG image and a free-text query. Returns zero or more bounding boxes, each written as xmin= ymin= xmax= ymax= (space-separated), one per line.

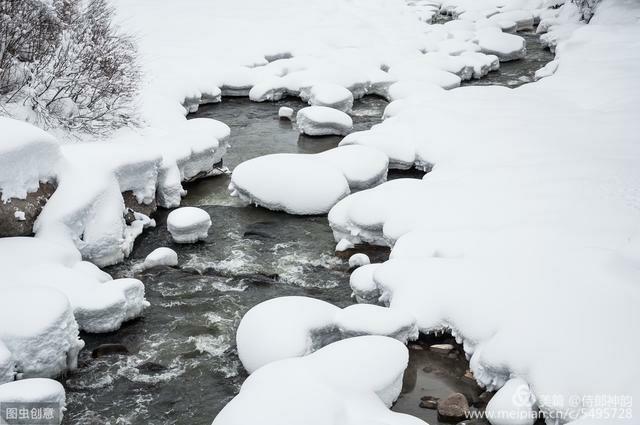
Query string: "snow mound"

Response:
xmin=143 ymin=247 xmax=179 ymax=269
xmin=316 ymin=145 xmax=388 ymax=191
xmin=0 ymin=286 xmax=84 ymax=380
xmin=0 ymin=118 xmax=60 ymax=202
xmin=0 ymin=237 xmax=149 ymax=333
xmin=236 ymin=296 xmax=419 ymax=373
xmin=278 ymin=106 xmax=294 ymax=120
xmin=229 ymin=153 xmax=350 ymax=215
xmin=167 ymin=207 xmax=212 ymax=243
xmin=0 ymin=378 xmax=65 ymax=425
xmin=485 ymin=378 xmax=537 ymax=425
xmin=348 ymin=253 xmax=371 ymax=268
xmin=214 ymin=336 xmax=424 ymax=425
xmin=296 ymin=106 xmax=353 ymax=136
xmin=349 ymin=263 xmax=382 ymax=304
xmin=476 ymin=27 xmax=526 ymax=61
xmin=301 ymin=83 xmax=354 ymax=113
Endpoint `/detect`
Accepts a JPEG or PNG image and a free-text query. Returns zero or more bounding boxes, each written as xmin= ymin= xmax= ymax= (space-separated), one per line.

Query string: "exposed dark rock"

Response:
xmin=91 ymin=343 xmax=130 ymax=358
xmin=437 ymin=392 xmax=470 ymax=423
xmin=0 ymin=181 xmax=56 ymax=237
xmin=137 ymin=362 xmax=167 ymax=374
xmin=122 ymin=190 xmax=157 ymax=224
xmin=474 ymin=391 xmax=494 ymax=408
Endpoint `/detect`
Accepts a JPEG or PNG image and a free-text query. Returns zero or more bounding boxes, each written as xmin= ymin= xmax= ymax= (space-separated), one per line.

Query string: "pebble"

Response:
xmin=429 ymin=343 xmax=455 ymax=354
xmin=437 ymin=392 xmax=470 ymax=423
xmin=419 ymin=395 xmax=439 ymax=409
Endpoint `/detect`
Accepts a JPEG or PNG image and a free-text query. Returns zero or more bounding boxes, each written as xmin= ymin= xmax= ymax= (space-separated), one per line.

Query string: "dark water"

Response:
xmin=462 ymin=31 xmax=554 ymax=88
xmin=62 ymin=33 xmax=553 ymax=425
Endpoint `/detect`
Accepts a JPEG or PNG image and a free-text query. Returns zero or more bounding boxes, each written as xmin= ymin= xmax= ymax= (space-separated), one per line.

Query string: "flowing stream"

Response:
xmin=62 ymin=32 xmax=553 ymax=425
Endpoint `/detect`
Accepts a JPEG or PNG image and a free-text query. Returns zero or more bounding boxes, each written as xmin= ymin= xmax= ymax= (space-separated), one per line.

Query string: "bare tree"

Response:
xmin=0 ymin=0 xmax=140 ymax=135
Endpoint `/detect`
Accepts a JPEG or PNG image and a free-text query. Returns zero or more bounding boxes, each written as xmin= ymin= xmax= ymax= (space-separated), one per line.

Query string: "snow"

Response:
xmin=296 ymin=106 xmax=353 ymax=136
xmin=143 ymin=247 xmax=179 ymax=269
xmin=167 ymin=207 xmax=212 ymax=243
xmin=0 ymin=237 xmax=149 ymax=333
xmin=315 ymin=145 xmax=388 ymax=191
xmin=0 ymin=378 xmax=65 ymax=424
xmin=0 ymin=118 xmax=59 ymax=202
xmin=335 ymin=238 xmax=354 ymax=252
xmin=236 ymin=296 xmax=420 ymax=374
xmin=0 ymin=341 xmax=14 ymax=384
xmin=349 ymin=263 xmax=382 ymax=304
xmin=229 ymin=153 xmax=350 ymax=215
xmin=214 ymin=336 xmax=424 ymax=425
xmin=278 ymin=106 xmax=294 ymax=120
xmin=348 ymin=253 xmax=371 ymax=268
xmin=13 ymin=210 xmax=25 ymax=221
xmin=485 ymin=378 xmax=537 ymax=425
xmin=476 ymin=27 xmax=527 ymax=61
xmin=301 ymin=83 xmax=354 ymax=113
xmin=0 ymin=286 xmax=83 ymax=380
xmin=324 ymin=1 xmax=640 ymax=422
xmin=335 ymin=304 xmax=418 ymax=343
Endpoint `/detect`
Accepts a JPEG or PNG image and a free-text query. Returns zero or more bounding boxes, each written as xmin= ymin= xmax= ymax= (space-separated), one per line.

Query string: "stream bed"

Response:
xmin=62 ymin=33 xmax=553 ymax=425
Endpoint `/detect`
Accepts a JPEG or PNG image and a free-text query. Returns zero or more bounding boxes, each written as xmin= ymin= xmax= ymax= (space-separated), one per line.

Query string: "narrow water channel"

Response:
xmin=62 ymin=34 xmax=553 ymax=425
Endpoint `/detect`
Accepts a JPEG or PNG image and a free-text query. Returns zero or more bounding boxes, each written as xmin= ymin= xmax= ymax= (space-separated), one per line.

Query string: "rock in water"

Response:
xmin=167 ymin=207 xmax=211 ymax=243
xmin=301 ymin=83 xmax=354 ymax=113
xmin=143 ymin=247 xmax=178 ymax=269
xmin=420 ymin=395 xmax=439 ymax=409
xmin=429 ymin=343 xmax=454 ymax=354
xmin=278 ymin=107 xmax=294 ymax=120
xmin=437 ymin=392 xmax=470 ymax=423
xmin=296 ymin=106 xmax=353 ymax=136
xmin=349 ymin=253 xmax=370 ymax=268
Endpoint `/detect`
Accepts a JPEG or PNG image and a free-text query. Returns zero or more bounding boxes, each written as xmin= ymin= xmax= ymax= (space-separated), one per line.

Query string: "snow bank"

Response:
xmin=0 ymin=378 xmax=65 ymax=425
xmin=296 ymin=106 xmax=353 ymax=136
xmin=0 ymin=342 xmax=14 ymax=384
xmin=143 ymin=247 xmax=179 ymax=269
xmin=476 ymin=27 xmax=527 ymax=61
xmin=167 ymin=207 xmax=211 ymax=243
xmin=485 ymin=378 xmax=537 ymax=425
xmin=0 ymin=118 xmax=59 ymax=202
xmin=0 ymin=237 xmax=148 ymax=333
xmin=214 ymin=336 xmax=424 ymax=425
xmin=315 ymin=145 xmax=388 ymax=191
xmin=326 ymin=1 xmax=640 ymax=422
xmin=236 ymin=296 xmax=418 ymax=373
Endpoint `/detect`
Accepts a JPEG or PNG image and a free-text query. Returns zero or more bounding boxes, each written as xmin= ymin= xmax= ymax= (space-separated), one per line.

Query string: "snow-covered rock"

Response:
xmin=230 ymin=153 xmax=350 ymax=215
xmin=316 ymin=145 xmax=388 ymax=191
xmin=0 ymin=378 xmax=65 ymax=425
xmin=0 ymin=286 xmax=83 ymax=379
xmin=349 ymin=263 xmax=382 ymax=303
xmin=485 ymin=378 xmax=537 ymax=425
xmin=348 ymin=253 xmax=371 ymax=268
xmin=335 ymin=304 xmax=418 ymax=343
xmin=167 ymin=207 xmax=212 ymax=243
xmin=236 ymin=296 xmax=419 ymax=373
xmin=0 ymin=118 xmax=59 ymax=202
xmin=278 ymin=106 xmax=294 ymax=120
xmin=301 ymin=83 xmax=354 ymax=113
xmin=0 ymin=237 xmax=149 ymax=333
xmin=214 ymin=336 xmax=424 ymax=425
xmin=296 ymin=106 xmax=353 ymax=136
xmin=143 ymin=247 xmax=179 ymax=269
xmin=476 ymin=27 xmax=526 ymax=61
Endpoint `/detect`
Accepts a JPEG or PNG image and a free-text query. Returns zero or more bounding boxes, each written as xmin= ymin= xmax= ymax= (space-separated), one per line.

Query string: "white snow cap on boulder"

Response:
xmin=316 ymin=145 xmax=388 ymax=191
xmin=0 ymin=117 xmax=60 ymax=201
xmin=167 ymin=207 xmax=212 ymax=243
xmin=0 ymin=341 xmax=14 ymax=384
xmin=349 ymin=253 xmax=371 ymax=268
xmin=229 ymin=153 xmax=350 ymax=215
xmin=0 ymin=378 xmax=65 ymax=425
xmin=278 ymin=106 xmax=294 ymax=120
xmin=296 ymin=106 xmax=353 ymax=136
xmin=236 ymin=296 xmax=418 ymax=373
xmin=0 ymin=237 xmax=149 ymax=333
xmin=143 ymin=247 xmax=179 ymax=269
xmin=214 ymin=336 xmax=425 ymax=425
xmin=0 ymin=286 xmax=84 ymax=380
xmin=301 ymin=83 xmax=354 ymax=112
